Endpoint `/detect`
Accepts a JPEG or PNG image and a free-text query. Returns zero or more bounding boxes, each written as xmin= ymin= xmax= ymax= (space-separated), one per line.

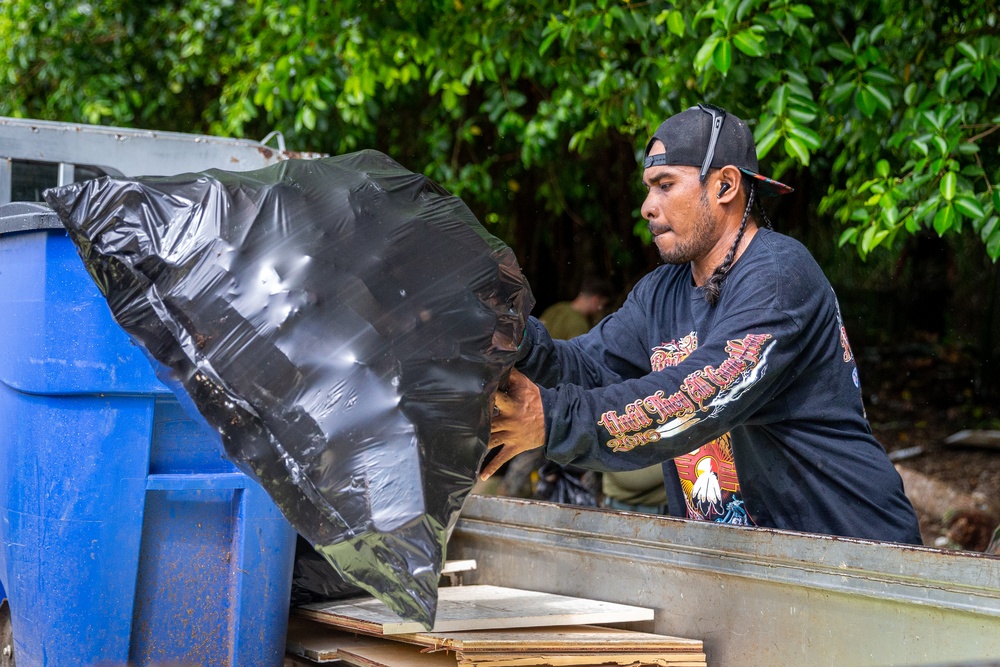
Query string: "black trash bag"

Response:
xmin=290 ymin=534 xmax=365 ymax=607
xmin=43 ymin=150 xmax=534 ymax=629
xmin=534 ymin=461 xmax=599 ymax=507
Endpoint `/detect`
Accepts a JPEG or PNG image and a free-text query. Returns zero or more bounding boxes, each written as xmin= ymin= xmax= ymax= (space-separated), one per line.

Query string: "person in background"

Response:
xmin=538 ymin=277 xmax=613 ymax=340
xmin=601 ymin=462 xmax=668 ymax=515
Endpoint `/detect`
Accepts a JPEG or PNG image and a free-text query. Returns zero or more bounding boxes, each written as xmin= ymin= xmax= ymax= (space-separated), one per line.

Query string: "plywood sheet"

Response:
xmin=336 ymin=643 xmax=456 ymax=667
xmin=412 ymin=624 xmax=702 ymax=653
xmin=287 ymin=616 xmax=386 ymax=663
xmin=457 ymin=655 xmax=707 ymax=667
xmin=299 ymin=585 xmax=655 ymax=635
xmin=287 ymin=616 xmax=706 ymax=667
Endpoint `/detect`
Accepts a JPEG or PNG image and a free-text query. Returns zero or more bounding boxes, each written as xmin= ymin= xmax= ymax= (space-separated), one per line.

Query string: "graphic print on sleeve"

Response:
xmin=596 ymin=331 xmax=773 ymax=526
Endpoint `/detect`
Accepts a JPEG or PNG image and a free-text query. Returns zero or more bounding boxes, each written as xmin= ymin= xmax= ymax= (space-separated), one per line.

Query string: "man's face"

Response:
xmin=641 ymin=141 xmax=721 ymax=265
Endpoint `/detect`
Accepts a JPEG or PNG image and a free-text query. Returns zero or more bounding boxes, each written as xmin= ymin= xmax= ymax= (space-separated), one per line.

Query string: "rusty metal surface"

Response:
xmin=0 ymin=116 xmax=325 ymax=183
xmin=450 ymin=495 xmax=1000 ymax=667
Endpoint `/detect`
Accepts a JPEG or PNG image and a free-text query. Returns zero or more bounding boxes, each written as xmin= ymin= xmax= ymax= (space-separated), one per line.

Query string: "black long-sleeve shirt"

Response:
xmin=516 ymin=229 xmax=921 ymax=544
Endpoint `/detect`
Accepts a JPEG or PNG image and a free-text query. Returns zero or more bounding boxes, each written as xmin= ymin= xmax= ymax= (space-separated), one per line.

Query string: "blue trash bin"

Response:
xmin=0 ymin=203 xmax=297 ymax=667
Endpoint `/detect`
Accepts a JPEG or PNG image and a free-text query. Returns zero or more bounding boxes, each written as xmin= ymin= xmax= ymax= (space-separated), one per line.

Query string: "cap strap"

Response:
xmin=643 ymin=154 xmax=669 ymax=169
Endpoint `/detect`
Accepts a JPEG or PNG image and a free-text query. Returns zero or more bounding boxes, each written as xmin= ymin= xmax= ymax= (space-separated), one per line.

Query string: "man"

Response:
xmin=539 ymin=277 xmax=612 ymax=340
xmin=482 ymin=104 xmax=921 ymax=544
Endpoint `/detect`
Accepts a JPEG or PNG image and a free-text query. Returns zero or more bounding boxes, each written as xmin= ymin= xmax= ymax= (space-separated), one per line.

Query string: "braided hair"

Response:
xmin=701 ymin=180 xmax=757 ymax=306
xmin=756 ymin=189 xmax=774 ymax=230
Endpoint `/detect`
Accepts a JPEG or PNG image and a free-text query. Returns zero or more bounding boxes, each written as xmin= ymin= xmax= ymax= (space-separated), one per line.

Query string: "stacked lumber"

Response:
xmin=289 ymin=585 xmax=706 ymax=666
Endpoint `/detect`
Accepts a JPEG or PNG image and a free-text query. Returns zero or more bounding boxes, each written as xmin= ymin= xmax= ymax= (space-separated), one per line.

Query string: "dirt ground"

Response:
xmin=859 ymin=340 xmax=1000 ymax=551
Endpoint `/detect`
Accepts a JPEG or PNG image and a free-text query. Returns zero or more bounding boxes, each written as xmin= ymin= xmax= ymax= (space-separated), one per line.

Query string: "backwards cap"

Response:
xmin=643 ymin=104 xmax=793 ymax=197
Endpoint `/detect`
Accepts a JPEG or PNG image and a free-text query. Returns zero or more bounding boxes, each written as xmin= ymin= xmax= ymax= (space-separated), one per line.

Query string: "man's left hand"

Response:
xmin=480 ymin=368 xmax=546 ymax=480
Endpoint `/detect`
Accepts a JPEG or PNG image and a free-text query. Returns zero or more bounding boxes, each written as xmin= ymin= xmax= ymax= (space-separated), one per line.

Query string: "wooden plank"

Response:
xmin=410 ymin=625 xmax=702 ymax=653
xmin=291 ymin=616 xmax=705 ymax=659
xmin=299 ymin=585 xmax=655 ymax=635
xmin=441 ymin=560 xmax=478 ymax=575
xmin=336 ymin=643 xmax=457 ymax=667
xmin=288 ymin=614 xmax=706 ymax=667
xmin=286 ymin=616 xmax=389 ymax=663
xmin=456 ymin=655 xmax=706 ymax=667
xmin=284 ymin=655 xmax=325 ymax=667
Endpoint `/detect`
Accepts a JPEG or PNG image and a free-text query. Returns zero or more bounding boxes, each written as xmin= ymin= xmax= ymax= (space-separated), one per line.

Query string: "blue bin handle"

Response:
xmin=146 ymin=473 xmax=248 ymax=491
xmin=0 ymin=202 xmax=65 ymax=235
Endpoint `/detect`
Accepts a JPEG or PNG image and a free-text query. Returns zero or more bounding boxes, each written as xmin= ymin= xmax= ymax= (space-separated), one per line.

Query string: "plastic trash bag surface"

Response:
xmin=534 ymin=461 xmax=599 ymax=507
xmin=290 ymin=534 xmax=365 ymax=607
xmin=44 ymin=150 xmax=534 ymax=629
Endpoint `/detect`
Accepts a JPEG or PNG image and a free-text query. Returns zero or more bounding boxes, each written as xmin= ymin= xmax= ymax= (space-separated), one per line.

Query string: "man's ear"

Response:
xmin=715 ymin=165 xmax=743 ymax=204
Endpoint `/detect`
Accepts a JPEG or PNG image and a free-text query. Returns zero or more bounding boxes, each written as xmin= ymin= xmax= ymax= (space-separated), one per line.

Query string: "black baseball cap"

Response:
xmin=643 ymin=104 xmax=793 ymax=197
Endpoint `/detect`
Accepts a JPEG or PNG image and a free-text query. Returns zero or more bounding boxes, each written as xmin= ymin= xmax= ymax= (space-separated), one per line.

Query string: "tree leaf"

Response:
xmin=957 ymin=142 xmax=979 ymax=155
xmin=713 ymin=38 xmax=733 ymax=73
xmin=956 ymin=41 xmax=978 ymax=61
xmin=951 ymin=61 xmax=973 ymax=79
xmin=953 ymin=194 xmax=985 ymax=219
xmin=981 ymin=216 xmax=999 ymax=243
xmin=860 ymin=224 xmax=878 ymax=253
xmin=756 ymin=130 xmax=780 ymax=158
xmin=694 ymin=34 xmax=720 ymax=71
xmin=838 ymin=226 xmax=859 ymax=247
xmin=940 ymin=171 xmax=957 ymax=201
xmin=988 ymin=229 xmax=1000 ymax=260
xmin=933 ymin=135 xmax=948 ymax=156
xmin=865 ymin=84 xmax=892 ymax=112
xmin=301 ymin=105 xmax=316 ymax=130
xmin=754 ymin=114 xmax=778 ymax=142
xmin=539 ymin=30 xmax=559 ymax=56
xmin=788 ymin=4 xmax=815 ymax=18
xmin=828 ymin=81 xmax=855 ymax=105
xmin=787 ymin=123 xmax=822 ymax=150
xmin=787 ymin=107 xmax=818 ymax=123
xmin=882 ymin=205 xmax=899 ymax=225
xmin=863 ymin=69 xmax=897 ymax=85
xmin=936 ymin=71 xmax=950 ymax=97
xmin=933 ymin=204 xmax=955 ymax=235
xmin=784 ymin=135 xmax=810 ymax=165
xmin=876 ymin=159 xmax=890 ymax=178
xmin=736 ymin=0 xmax=754 ymax=22
xmin=733 ymin=29 xmax=766 ymax=57
xmin=984 ymin=66 xmax=997 ymax=95
xmin=854 ymin=87 xmax=877 ymax=117
xmin=827 ymin=42 xmax=854 ymax=62
xmin=667 ymin=10 xmax=686 ymax=36
xmin=770 ymin=84 xmax=788 ymax=115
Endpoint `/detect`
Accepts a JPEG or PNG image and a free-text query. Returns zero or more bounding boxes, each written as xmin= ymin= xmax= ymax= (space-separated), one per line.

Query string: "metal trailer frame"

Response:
xmin=451 ymin=496 xmax=1000 ymax=667
xmin=0 ymin=115 xmax=324 ymax=204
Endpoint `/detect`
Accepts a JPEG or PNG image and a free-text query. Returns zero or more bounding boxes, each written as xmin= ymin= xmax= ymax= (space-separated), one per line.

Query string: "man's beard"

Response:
xmin=657 ymin=188 xmax=719 ymax=265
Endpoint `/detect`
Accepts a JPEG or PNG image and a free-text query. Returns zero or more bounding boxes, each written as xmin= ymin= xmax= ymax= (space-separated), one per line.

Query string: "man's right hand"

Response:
xmin=480 ymin=368 xmax=546 ymax=480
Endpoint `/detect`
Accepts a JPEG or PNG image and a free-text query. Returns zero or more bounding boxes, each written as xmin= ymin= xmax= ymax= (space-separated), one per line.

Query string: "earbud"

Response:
xmin=717 ymin=183 xmax=731 ymax=198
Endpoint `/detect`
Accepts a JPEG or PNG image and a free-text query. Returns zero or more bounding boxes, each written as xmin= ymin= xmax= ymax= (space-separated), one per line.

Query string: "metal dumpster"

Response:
xmin=449 ymin=495 xmax=1000 ymax=667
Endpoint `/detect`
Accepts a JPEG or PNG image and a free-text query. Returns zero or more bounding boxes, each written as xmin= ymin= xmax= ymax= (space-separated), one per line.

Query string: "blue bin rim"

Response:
xmin=0 ymin=201 xmax=65 ymax=235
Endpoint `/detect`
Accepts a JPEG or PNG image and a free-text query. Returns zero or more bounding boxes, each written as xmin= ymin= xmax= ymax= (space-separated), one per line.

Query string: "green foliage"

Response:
xmin=1 ymin=0 xmax=998 ymax=264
